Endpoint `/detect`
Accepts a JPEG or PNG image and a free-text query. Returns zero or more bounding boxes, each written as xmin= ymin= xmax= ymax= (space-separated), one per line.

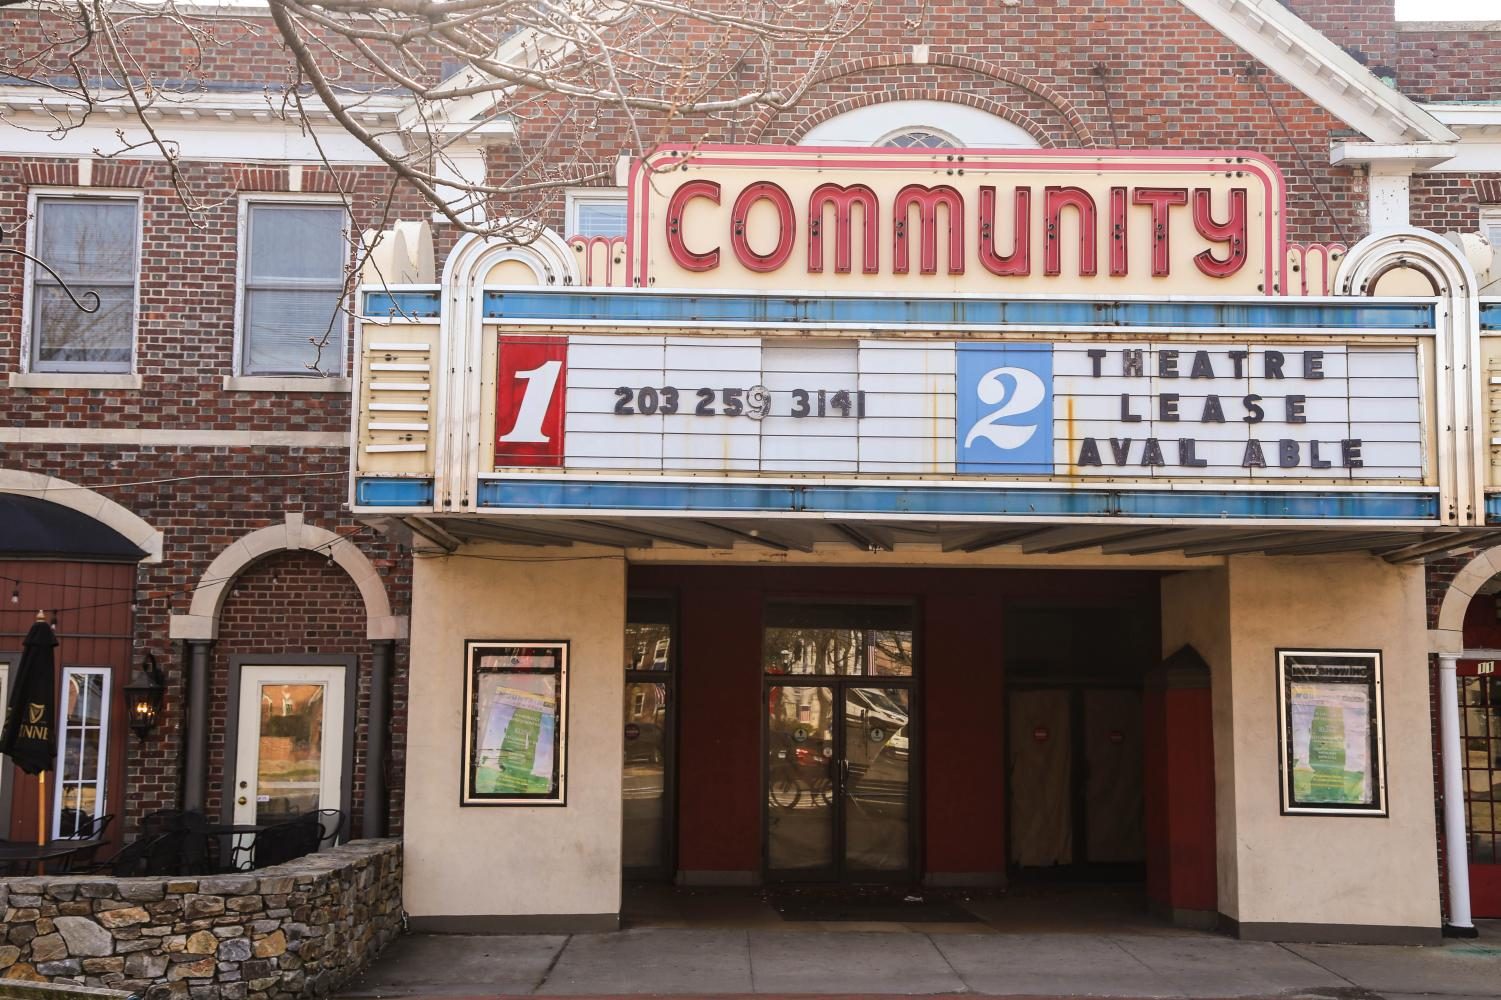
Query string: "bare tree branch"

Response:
xmin=1 ymin=0 xmax=869 ymax=238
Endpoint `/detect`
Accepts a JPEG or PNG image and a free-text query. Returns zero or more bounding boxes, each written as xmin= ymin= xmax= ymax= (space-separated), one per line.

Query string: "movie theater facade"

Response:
xmin=352 ymin=145 xmax=1498 ymax=942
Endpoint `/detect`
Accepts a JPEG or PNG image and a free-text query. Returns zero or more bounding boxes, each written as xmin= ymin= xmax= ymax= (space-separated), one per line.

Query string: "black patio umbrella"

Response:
xmin=0 ymin=615 xmax=58 ymax=846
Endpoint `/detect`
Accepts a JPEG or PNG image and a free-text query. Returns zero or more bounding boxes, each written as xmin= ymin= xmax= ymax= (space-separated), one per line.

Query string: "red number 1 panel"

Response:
xmin=495 ymin=335 xmax=568 ymax=466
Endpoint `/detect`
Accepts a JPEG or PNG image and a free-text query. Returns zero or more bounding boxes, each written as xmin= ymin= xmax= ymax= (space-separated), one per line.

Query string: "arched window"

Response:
xmin=879 ymin=128 xmax=959 ymax=149
xmin=800 ymin=100 xmax=1040 ymax=149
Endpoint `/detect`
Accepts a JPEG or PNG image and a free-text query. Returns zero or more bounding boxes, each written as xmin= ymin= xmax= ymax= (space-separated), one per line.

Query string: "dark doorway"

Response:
xmin=763 ymin=602 xmax=917 ymax=882
xmin=1005 ymin=605 xmax=1152 ymax=881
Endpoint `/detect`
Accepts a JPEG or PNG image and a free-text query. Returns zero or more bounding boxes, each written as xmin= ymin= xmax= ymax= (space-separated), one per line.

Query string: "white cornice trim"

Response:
xmin=1177 ymin=0 xmax=1457 ymax=145
xmin=0 ymin=86 xmax=408 ymax=126
xmin=1330 ymin=141 xmax=1456 ymax=170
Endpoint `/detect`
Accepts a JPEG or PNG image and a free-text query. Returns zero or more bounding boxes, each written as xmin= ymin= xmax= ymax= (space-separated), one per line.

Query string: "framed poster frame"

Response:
xmin=462 ymin=640 xmax=569 ymax=806
xmin=1275 ymin=648 xmax=1387 ymax=817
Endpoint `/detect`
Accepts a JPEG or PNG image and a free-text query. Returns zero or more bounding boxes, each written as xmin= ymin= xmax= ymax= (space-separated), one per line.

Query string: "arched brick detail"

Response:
xmin=169 ymin=513 xmax=406 ymax=642
xmin=749 ymin=51 xmax=1098 ymax=147
xmin=1431 ymin=545 xmax=1501 ymax=653
xmin=780 ymin=91 xmax=1056 ymax=149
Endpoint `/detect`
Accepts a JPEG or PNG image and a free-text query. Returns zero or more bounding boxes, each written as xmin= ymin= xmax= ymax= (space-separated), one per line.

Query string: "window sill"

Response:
xmin=9 ymin=372 xmax=143 ymax=390
xmin=223 ymin=375 xmax=351 ymax=393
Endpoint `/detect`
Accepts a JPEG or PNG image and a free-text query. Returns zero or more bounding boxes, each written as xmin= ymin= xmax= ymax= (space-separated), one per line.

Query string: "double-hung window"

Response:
xmin=54 ymin=666 xmax=111 ymax=838
xmin=29 ymin=195 xmax=140 ymax=373
xmin=240 ymin=202 xmax=349 ymax=376
xmin=565 ymin=190 xmax=627 ymax=239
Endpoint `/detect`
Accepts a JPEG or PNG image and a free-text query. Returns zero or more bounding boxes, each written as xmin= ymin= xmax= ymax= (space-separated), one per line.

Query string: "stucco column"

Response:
xmin=363 ymin=639 xmax=395 ymax=839
xmin=1436 ymin=652 xmax=1476 ymax=936
xmin=182 ymin=639 xmax=212 ymax=813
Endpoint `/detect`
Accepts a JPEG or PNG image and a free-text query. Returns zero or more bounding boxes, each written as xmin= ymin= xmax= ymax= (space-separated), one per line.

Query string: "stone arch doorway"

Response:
xmin=169 ymin=513 xmax=407 ymax=838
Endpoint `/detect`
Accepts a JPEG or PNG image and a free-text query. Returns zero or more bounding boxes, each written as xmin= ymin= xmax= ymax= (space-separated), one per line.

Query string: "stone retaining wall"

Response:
xmin=0 ymin=839 xmax=401 ymax=1000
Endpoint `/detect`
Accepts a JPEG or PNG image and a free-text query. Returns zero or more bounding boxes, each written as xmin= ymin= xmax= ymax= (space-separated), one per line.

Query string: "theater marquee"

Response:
xmin=351 ymin=145 xmax=1467 ymax=527
xmin=627 ymin=146 xmax=1286 ymax=296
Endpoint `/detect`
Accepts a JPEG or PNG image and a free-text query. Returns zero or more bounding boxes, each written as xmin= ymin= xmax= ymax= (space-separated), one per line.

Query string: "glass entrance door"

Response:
xmin=763 ymin=603 xmax=916 ymax=881
xmin=623 ymin=596 xmax=675 ymax=878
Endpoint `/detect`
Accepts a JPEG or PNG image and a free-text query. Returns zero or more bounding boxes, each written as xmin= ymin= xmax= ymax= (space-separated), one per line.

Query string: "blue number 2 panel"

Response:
xmin=955 ymin=343 xmax=1055 ymax=475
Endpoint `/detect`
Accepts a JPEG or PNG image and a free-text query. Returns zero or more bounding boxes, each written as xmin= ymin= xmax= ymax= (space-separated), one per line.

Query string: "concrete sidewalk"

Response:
xmin=340 ymin=923 xmax=1501 ymax=999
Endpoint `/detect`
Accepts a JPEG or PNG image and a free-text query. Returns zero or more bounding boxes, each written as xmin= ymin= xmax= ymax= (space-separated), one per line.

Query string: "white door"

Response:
xmin=233 ymin=665 xmax=345 ymax=827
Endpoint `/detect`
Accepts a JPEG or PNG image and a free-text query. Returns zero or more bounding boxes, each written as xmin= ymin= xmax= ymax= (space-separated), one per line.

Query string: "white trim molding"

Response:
xmin=1178 ymin=0 xmax=1457 ymax=145
xmin=222 ymin=375 xmax=351 ymax=393
xmin=169 ymin=512 xmax=407 ymax=641
xmin=0 ymin=468 xmax=163 ymax=563
xmin=1337 ymin=229 xmax=1484 ymax=528
xmin=8 ymin=372 xmax=143 ymax=390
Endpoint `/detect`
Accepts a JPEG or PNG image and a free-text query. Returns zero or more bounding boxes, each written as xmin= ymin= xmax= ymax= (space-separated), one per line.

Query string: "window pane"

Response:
xmin=33 ymin=284 xmax=134 ymax=370
xmin=244 ymin=288 xmax=345 ymax=375
xmin=255 ymin=683 xmax=326 ymax=824
xmin=625 ymin=623 xmax=671 ymax=672
xmin=248 ymin=205 xmax=347 ymax=282
xmin=37 ymin=199 xmax=137 ymax=282
xmin=882 ymin=130 xmax=957 ymax=149
xmin=574 ymin=200 xmax=627 ymax=238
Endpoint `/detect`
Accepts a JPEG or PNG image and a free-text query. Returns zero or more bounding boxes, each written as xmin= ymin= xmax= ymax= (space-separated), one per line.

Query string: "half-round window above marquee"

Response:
xmin=798 ymin=100 xmax=1041 ymax=149
xmin=879 ymin=128 xmax=959 ymax=149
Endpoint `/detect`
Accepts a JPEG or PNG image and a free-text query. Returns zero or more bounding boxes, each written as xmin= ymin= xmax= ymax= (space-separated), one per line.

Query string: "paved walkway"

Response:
xmin=339 ymin=926 xmax=1501 ymax=1000
xmin=339 ymin=888 xmax=1501 ymax=1000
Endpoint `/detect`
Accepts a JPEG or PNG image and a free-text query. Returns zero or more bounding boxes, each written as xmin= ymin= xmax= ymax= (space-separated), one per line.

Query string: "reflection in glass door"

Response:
xmin=766 ymin=685 xmax=836 ymax=872
xmin=623 ymin=596 xmax=675 ymax=878
xmin=763 ymin=603 xmax=916 ymax=881
xmin=844 ymin=686 xmax=912 ymax=872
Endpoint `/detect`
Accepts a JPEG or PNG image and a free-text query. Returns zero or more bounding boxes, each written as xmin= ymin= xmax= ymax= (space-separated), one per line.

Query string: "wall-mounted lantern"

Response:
xmin=124 ymin=652 xmax=166 ymax=740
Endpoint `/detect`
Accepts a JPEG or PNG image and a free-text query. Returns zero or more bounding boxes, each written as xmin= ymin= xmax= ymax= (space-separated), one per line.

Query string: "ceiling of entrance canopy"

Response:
xmin=378 ymin=514 xmax=1492 ymax=566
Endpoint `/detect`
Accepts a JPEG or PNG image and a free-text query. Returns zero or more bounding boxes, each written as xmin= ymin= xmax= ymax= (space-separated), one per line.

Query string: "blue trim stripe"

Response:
xmin=355 ymin=477 xmax=435 ymax=506
xmin=473 ymin=479 xmax=1438 ymax=521
xmin=1482 ymin=302 xmax=1501 ymax=331
xmin=363 ymin=291 xmax=442 ymax=319
xmin=480 ymin=291 xmax=1434 ymax=330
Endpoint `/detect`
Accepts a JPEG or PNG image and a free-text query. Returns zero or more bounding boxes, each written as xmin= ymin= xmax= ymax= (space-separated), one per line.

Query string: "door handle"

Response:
xmin=237 ymin=796 xmax=247 ymax=805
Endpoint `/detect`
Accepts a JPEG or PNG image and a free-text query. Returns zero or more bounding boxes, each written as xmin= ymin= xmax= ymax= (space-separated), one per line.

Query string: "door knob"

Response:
xmin=237 ymin=796 xmax=248 ymax=805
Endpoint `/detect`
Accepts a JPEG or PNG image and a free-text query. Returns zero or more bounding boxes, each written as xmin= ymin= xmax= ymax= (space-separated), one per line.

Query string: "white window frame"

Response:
xmin=52 ymin=665 xmax=112 ymax=840
xmin=564 ymin=187 xmax=628 ymax=239
xmin=232 ymin=193 xmax=354 ymax=384
xmin=21 ymin=188 xmax=144 ymax=378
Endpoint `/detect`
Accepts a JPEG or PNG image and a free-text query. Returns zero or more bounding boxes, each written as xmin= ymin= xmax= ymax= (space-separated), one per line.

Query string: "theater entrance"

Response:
xmin=762 ymin=602 xmax=916 ymax=882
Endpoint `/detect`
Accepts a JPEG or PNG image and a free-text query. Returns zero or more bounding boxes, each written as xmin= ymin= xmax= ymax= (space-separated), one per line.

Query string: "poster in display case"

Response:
xmin=1276 ymin=649 xmax=1386 ymax=816
xmin=463 ymin=641 xmax=568 ymax=805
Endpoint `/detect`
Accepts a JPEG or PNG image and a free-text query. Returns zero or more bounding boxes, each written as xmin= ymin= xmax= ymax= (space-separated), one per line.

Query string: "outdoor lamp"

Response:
xmin=124 ymin=652 xmax=166 ymax=740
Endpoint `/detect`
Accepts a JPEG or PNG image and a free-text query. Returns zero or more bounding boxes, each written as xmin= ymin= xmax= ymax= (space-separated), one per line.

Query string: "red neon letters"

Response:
xmin=665 ymin=182 xmax=1252 ymax=282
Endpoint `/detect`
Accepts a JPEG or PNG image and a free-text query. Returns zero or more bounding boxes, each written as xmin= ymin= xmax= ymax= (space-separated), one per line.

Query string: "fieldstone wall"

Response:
xmin=0 ymin=839 xmax=401 ymax=1000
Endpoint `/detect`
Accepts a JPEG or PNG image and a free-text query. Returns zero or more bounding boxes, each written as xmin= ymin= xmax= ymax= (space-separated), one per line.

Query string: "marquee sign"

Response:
xmin=493 ymin=334 xmax=1424 ymax=482
xmin=626 ymin=146 xmax=1286 ymax=296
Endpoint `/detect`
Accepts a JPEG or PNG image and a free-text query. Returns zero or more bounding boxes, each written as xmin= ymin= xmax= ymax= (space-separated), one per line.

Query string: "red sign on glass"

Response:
xmin=495 ymin=335 xmax=567 ymax=466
